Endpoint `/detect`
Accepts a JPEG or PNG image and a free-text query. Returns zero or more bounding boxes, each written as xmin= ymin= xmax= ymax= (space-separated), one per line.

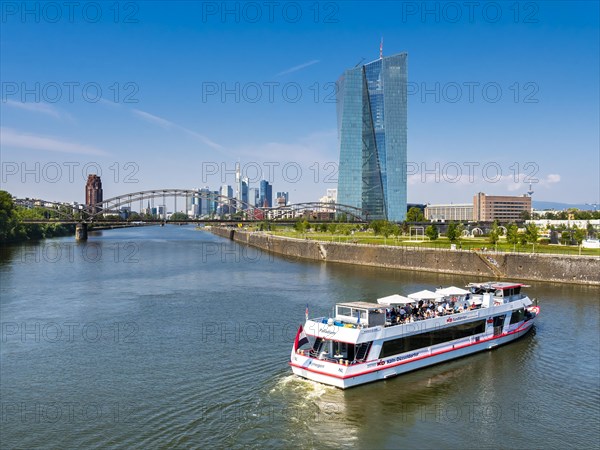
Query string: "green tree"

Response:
xmin=401 ymin=221 xmax=410 ymax=236
xmin=339 ymin=224 xmax=352 ymax=236
xmin=525 ymin=223 xmax=539 ymax=244
xmin=370 ymin=220 xmax=384 ymax=235
xmin=381 ymin=222 xmax=393 ymax=238
xmin=561 ymin=230 xmax=572 ymax=245
xmin=587 ymin=222 xmax=596 ymax=239
xmin=425 ymin=225 xmax=438 ymax=240
xmin=293 ymin=219 xmax=306 ymax=233
xmin=169 ymin=212 xmax=188 ymax=221
xmin=573 ymin=226 xmax=586 ymax=245
xmin=0 ymin=191 xmax=25 ymax=242
xmin=506 ymin=223 xmax=520 ymax=246
xmin=446 ymin=222 xmax=460 ymax=242
xmin=575 ymin=210 xmax=592 ymax=220
xmin=488 ymin=221 xmax=501 ymax=245
xmin=406 ymin=207 xmax=425 ymax=222
xmin=328 ymin=223 xmax=337 ymax=235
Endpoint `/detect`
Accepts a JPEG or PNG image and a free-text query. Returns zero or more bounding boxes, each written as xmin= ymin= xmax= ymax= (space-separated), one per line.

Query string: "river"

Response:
xmin=1 ymin=225 xmax=598 ymax=449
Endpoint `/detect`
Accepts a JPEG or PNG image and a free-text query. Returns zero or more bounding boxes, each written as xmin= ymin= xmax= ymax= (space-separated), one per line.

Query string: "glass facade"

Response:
xmin=337 ymin=52 xmax=407 ymax=221
xmin=259 ymin=180 xmax=272 ymax=207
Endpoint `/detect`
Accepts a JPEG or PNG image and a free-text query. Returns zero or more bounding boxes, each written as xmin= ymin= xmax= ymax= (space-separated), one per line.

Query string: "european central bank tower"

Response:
xmin=337 ymin=52 xmax=407 ymax=221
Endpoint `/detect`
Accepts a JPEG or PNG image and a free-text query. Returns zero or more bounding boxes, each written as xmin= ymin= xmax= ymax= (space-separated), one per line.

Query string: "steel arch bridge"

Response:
xmin=16 ymin=189 xmax=369 ymax=223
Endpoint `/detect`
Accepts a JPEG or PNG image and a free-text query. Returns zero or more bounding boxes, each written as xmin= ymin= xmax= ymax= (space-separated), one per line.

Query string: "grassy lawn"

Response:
xmin=263 ymin=229 xmax=600 ymax=257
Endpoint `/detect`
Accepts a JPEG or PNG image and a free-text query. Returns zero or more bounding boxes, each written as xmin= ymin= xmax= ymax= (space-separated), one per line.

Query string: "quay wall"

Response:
xmin=210 ymin=227 xmax=600 ymax=285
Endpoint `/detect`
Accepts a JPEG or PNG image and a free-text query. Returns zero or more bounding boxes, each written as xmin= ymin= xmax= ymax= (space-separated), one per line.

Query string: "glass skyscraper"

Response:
xmin=337 ymin=52 xmax=407 ymax=221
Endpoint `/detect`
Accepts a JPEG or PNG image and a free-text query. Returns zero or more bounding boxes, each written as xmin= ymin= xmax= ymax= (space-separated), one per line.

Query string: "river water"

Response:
xmin=1 ymin=225 xmax=598 ymax=449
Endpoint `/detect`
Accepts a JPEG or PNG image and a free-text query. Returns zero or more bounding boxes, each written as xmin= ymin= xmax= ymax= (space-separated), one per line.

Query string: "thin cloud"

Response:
xmin=3 ymin=100 xmax=73 ymax=121
xmin=234 ymin=129 xmax=337 ymax=164
xmin=131 ymin=108 xmax=223 ymax=150
xmin=276 ymin=59 xmax=320 ymax=77
xmin=0 ymin=127 xmax=109 ymax=156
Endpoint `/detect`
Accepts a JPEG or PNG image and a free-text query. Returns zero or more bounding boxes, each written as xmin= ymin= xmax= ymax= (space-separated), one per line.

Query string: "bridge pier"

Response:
xmin=75 ymin=223 xmax=88 ymax=241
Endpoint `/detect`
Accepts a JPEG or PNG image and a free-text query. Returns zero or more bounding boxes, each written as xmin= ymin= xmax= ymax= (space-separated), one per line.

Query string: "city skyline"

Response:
xmin=1 ymin=1 xmax=598 ymax=207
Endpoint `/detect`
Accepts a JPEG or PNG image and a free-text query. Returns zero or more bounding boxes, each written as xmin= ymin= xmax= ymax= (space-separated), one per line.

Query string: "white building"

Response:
xmin=425 ymin=203 xmax=473 ymax=222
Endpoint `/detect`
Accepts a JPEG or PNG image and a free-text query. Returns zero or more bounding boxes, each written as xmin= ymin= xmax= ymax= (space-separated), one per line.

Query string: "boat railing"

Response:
xmin=309 ymin=317 xmax=370 ymax=329
xmin=296 ymin=348 xmax=355 ymax=365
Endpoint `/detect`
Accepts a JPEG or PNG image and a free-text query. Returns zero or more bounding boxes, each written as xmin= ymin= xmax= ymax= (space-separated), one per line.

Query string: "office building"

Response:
xmin=85 ymin=174 xmax=103 ymax=213
xmin=425 ymin=203 xmax=473 ymax=222
xmin=218 ymin=185 xmax=233 ymax=215
xmin=276 ymin=191 xmax=289 ymax=206
xmin=473 ymin=193 xmax=532 ymax=222
xmin=337 ymin=51 xmax=408 ymax=221
xmin=259 ymin=180 xmax=272 ymax=208
xmin=248 ymin=187 xmax=259 ymax=208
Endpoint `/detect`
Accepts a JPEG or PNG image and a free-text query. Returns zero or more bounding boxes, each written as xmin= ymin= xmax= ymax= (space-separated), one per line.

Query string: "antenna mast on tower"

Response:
xmin=379 ymin=37 xmax=384 ymax=59
xmin=527 ymin=182 xmax=534 ymax=197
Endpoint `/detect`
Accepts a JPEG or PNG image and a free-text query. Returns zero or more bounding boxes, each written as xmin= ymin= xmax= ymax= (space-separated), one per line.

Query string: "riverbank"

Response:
xmin=210 ymin=227 xmax=600 ymax=286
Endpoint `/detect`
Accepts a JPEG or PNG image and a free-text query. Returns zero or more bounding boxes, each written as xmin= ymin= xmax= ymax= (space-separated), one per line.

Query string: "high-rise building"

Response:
xmin=473 ymin=193 xmax=532 ymax=222
xmin=198 ymin=187 xmax=211 ymax=216
xmin=276 ymin=191 xmax=289 ymax=206
xmin=337 ymin=51 xmax=408 ymax=221
xmin=259 ymin=180 xmax=272 ymax=208
xmin=218 ymin=185 xmax=233 ymax=215
xmin=241 ymin=177 xmax=249 ymax=209
xmin=319 ymin=188 xmax=337 ymax=212
xmin=210 ymin=190 xmax=219 ymax=215
xmin=85 ymin=174 xmax=103 ymax=213
xmin=248 ymin=187 xmax=259 ymax=208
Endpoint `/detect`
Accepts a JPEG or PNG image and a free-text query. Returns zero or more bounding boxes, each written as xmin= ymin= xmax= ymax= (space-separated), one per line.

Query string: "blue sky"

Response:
xmin=1 ymin=1 xmax=598 ymax=207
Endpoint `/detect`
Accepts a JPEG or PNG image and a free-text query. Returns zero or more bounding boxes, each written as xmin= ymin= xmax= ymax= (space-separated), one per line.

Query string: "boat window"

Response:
xmin=356 ymin=310 xmax=367 ymax=321
xmin=379 ymin=320 xmax=487 ymax=358
xmin=509 ymin=308 xmax=525 ymax=324
xmin=495 ymin=290 xmax=503 ymax=297
xmin=313 ymin=337 xmax=324 ymax=353
xmin=337 ymin=306 xmax=352 ymax=317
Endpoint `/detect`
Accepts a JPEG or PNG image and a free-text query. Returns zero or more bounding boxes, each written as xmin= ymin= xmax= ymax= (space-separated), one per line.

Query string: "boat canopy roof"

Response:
xmin=436 ymin=286 xmax=470 ymax=296
xmin=467 ymin=281 xmax=529 ymax=291
xmin=377 ymin=294 xmax=412 ymax=305
xmin=337 ymin=301 xmax=382 ymax=311
xmin=408 ymin=290 xmax=445 ymax=301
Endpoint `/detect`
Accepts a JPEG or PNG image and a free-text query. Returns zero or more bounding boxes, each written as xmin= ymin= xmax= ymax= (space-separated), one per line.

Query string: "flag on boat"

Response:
xmin=305 ymin=303 xmax=309 ymax=321
xmin=294 ymin=325 xmax=309 ymax=350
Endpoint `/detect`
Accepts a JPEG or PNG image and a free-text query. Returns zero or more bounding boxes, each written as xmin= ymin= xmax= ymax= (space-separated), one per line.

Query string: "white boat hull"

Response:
xmin=290 ymin=319 xmax=535 ymax=389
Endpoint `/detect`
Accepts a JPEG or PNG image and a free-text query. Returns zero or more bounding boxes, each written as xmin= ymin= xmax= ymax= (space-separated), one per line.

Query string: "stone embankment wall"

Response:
xmin=210 ymin=227 xmax=600 ymax=285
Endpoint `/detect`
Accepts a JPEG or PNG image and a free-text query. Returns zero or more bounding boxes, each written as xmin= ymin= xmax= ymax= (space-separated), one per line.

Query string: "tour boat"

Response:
xmin=290 ymin=282 xmax=539 ymax=389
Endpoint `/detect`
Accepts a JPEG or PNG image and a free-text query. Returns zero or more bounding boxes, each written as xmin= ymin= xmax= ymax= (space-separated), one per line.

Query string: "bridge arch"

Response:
xmin=15 ymin=190 xmax=370 ymax=223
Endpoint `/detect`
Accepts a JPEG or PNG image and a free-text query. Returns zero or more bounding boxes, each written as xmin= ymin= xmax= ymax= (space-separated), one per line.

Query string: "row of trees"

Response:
xmin=532 ymin=210 xmax=600 ymax=220
xmin=293 ymin=216 xmax=591 ymax=248
xmin=487 ymin=222 xmax=539 ymax=246
xmin=0 ymin=191 xmax=74 ymax=243
xmin=293 ymin=219 xmax=359 ymax=236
